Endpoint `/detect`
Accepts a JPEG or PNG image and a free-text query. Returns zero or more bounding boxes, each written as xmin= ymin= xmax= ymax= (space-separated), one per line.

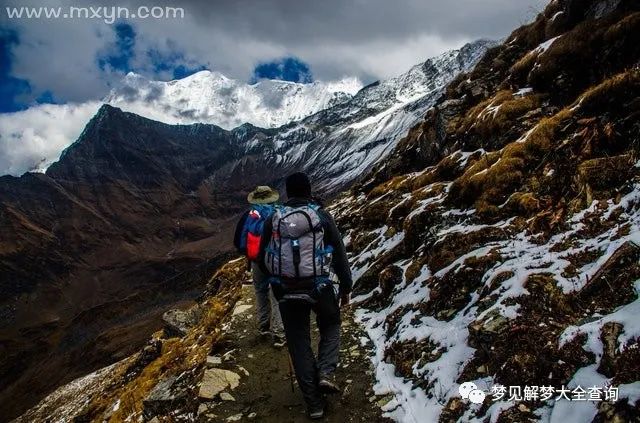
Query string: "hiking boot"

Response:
xmin=318 ymin=374 xmax=340 ymax=394
xmin=308 ymin=405 xmax=324 ymax=420
xmin=258 ymin=327 xmax=272 ymax=338
xmin=258 ymin=329 xmax=273 ymax=342
xmin=273 ymin=334 xmax=287 ymax=348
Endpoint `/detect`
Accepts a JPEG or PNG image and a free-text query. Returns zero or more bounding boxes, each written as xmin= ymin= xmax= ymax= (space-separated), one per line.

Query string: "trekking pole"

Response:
xmin=287 ymin=352 xmax=295 ymax=393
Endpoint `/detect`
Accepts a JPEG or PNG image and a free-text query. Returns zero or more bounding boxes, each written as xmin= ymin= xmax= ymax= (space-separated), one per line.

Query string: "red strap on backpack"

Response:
xmin=246 ymin=232 xmax=261 ymax=261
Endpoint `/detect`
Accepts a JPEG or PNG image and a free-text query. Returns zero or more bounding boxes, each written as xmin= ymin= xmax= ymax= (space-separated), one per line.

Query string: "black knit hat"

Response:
xmin=286 ymin=172 xmax=312 ymax=198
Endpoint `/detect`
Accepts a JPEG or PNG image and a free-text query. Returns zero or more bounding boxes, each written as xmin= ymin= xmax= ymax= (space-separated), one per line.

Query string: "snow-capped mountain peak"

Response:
xmin=104 ymin=70 xmax=363 ymax=130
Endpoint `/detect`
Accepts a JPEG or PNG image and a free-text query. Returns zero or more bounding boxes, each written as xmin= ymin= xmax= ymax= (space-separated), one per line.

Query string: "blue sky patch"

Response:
xmin=97 ymin=22 xmax=136 ymax=73
xmin=252 ymin=57 xmax=313 ymax=84
xmin=0 ymin=29 xmax=33 ymax=113
xmin=147 ymin=48 xmax=207 ymax=79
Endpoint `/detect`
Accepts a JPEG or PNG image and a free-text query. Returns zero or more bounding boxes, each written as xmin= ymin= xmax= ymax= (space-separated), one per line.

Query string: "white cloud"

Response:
xmin=0 ymin=102 xmax=101 ymax=175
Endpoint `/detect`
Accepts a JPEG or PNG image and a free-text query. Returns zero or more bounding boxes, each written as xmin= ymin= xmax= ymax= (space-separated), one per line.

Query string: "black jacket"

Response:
xmin=258 ymin=197 xmax=353 ymax=295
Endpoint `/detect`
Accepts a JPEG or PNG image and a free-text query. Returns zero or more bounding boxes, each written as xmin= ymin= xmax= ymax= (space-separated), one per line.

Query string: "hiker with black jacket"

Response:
xmin=259 ymin=172 xmax=352 ymax=419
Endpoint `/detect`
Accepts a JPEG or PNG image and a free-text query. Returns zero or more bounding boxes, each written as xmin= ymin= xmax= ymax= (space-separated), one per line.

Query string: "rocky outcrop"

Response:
xmin=143 ymin=376 xmax=190 ymax=419
xmin=163 ymin=305 xmax=204 ymax=338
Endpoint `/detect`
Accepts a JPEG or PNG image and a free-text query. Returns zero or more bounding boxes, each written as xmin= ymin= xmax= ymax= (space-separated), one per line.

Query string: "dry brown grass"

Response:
xmin=528 ymin=11 xmax=640 ymax=101
xmin=448 ymin=68 xmax=639 ymax=217
xmin=454 ymin=90 xmax=513 ymax=134
xmin=448 ymin=107 xmax=573 ymax=215
xmin=79 ymin=260 xmax=244 ymax=422
xmin=510 ymin=50 xmax=540 ymax=84
xmin=367 ymin=175 xmax=411 ymax=199
xmin=503 ymin=192 xmax=541 ymax=216
xmin=604 ymin=11 xmax=640 ymax=43
xmin=453 ymin=90 xmax=543 ymax=139
xmin=576 ymin=68 xmax=640 ymax=114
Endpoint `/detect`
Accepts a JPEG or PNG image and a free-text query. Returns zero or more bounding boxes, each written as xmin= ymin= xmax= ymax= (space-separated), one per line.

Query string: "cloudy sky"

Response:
xmin=1 ymin=0 xmax=548 ymax=111
xmin=0 ymin=0 xmax=547 ymax=174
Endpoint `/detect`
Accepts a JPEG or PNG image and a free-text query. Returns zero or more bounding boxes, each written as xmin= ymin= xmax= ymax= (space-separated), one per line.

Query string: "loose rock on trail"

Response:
xmin=196 ymin=282 xmax=391 ymax=422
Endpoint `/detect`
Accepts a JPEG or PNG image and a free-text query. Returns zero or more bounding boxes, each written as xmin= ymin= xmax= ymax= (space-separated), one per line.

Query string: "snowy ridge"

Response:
xmin=0 ymin=41 xmax=493 ymax=177
xmin=105 ymin=70 xmax=362 ymax=129
xmin=226 ymin=39 xmax=497 ymax=193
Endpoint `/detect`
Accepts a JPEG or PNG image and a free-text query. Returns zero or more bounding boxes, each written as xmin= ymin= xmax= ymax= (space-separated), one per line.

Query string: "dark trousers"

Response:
xmin=278 ymin=285 xmax=341 ymax=409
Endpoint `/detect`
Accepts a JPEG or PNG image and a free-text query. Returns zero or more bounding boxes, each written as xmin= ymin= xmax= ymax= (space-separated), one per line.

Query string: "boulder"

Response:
xmin=198 ymin=369 xmax=241 ymax=400
xmin=143 ymin=376 xmax=188 ymax=419
xmin=206 ymin=355 xmax=222 ymax=367
xmin=598 ymin=322 xmax=623 ymax=377
xmin=232 ymin=304 xmax=253 ymax=316
xmin=578 ymin=241 xmax=640 ymax=309
xmin=220 ymin=392 xmax=236 ymax=401
xmin=468 ymin=309 xmax=510 ymax=349
xmin=379 ymin=265 xmax=403 ymax=299
xmin=162 ymin=304 xmax=203 ymax=338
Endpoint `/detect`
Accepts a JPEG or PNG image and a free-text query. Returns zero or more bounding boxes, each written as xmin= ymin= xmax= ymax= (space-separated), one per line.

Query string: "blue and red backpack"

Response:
xmin=239 ymin=204 xmax=275 ymax=261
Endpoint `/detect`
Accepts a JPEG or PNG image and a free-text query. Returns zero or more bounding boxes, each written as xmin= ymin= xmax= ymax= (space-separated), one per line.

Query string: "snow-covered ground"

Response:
xmin=333 ymin=153 xmax=640 ymax=422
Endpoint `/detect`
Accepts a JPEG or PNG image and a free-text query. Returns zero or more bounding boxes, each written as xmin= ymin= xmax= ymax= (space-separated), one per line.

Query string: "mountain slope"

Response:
xmin=211 ymin=39 xmax=496 ymax=194
xmin=12 ymin=261 xmax=388 ymax=423
xmin=8 ymin=2 xmax=640 ymax=422
xmin=0 ymin=106 xmax=243 ymax=420
xmin=328 ymin=0 xmax=640 ymax=421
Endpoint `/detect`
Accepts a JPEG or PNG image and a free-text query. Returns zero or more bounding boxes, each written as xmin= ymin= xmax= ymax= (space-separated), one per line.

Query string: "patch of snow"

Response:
xmin=533 ymin=35 xmax=563 ymax=55
xmin=514 ymin=87 xmax=534 ymax=97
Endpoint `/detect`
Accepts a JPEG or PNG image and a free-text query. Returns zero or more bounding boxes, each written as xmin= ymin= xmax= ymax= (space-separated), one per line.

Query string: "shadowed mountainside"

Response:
xmin=0 ymin=106 xmax=247 ymax=420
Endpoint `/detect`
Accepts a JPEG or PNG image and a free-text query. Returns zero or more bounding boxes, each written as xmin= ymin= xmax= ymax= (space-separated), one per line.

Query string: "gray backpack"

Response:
xmin=264 ymin=205 xmax=332 ymax=279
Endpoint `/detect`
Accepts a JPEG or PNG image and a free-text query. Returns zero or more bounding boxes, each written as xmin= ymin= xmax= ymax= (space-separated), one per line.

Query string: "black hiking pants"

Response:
xmin=278 ymin=284 xmax=341 ymax=409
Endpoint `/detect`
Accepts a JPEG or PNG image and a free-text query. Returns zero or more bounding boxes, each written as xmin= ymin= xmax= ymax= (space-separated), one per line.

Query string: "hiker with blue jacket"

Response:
xmin=259 ymin=172 xmax=352 ymax=420
xmin=233 ymin=186 xmax=285 ymax=347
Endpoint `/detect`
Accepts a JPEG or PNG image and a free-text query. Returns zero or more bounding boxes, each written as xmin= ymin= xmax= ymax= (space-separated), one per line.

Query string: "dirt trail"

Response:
xmin=200 ymin=282 xmax=391 ymax=422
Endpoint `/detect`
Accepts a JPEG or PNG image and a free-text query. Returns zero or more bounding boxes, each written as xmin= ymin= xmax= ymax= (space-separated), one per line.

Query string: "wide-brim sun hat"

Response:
xmin=247 ymin=186 xmax=280 ymax=204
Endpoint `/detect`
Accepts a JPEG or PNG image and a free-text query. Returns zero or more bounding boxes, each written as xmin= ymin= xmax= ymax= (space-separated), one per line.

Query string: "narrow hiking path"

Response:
xmin=199 ymin=282 xmax=392 ymax=422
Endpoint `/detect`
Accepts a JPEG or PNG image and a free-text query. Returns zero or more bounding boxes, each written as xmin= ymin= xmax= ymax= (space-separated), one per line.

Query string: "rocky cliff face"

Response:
xmin=327 ymin=0 xmax=640 ymax=421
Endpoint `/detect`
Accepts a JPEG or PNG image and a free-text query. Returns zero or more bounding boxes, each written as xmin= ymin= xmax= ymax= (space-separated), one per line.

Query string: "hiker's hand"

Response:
xmin=340 ymin=292 xmax=351 ymax=308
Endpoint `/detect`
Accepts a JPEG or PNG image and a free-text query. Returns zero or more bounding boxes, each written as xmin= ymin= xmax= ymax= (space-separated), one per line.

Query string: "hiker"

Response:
xmin=259 ymin=172 xmax=352 ymax=419
xmin=233 ymin=186 xmax=285 ymax=347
